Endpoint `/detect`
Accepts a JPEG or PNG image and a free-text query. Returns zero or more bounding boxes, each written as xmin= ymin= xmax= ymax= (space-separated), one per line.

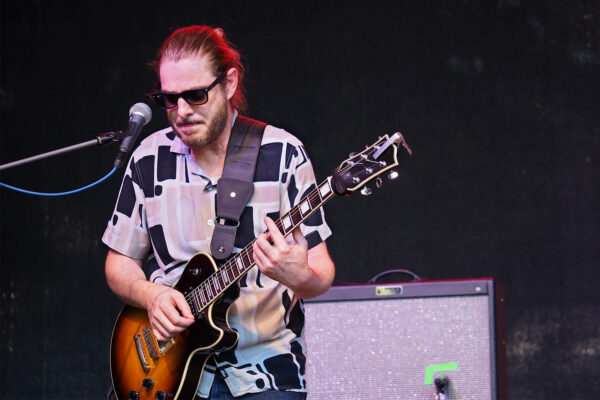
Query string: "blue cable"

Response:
xmin=0 ymin=166 xmax=118 ymax=196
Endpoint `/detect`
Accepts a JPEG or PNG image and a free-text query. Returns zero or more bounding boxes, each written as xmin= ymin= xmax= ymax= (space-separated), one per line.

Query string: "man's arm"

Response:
xmin=105 ymin=249 xmax=195 ymax=341
xmin=252 ymin=217 xmax=335 ymax=299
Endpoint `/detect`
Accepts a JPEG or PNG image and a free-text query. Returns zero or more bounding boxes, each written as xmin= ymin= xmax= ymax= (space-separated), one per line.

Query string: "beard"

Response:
xmin=172 ymin=95 xmax=228 ymax=149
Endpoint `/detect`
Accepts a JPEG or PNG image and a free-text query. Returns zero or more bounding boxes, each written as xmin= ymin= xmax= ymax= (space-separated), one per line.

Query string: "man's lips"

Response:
xmin=176 ymin=121 xmax=203 ymax=133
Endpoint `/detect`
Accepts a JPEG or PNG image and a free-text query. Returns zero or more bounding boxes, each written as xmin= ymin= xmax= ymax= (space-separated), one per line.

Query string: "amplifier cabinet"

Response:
xmin=303 ymin=278 xmax=506 ymax=399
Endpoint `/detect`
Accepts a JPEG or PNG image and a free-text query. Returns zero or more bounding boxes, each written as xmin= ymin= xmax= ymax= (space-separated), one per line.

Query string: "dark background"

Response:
xmin=1 ymin=1 xmax=599 ymax=399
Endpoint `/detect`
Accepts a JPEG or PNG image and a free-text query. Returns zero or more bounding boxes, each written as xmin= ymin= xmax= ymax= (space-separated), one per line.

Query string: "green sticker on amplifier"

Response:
xmin=424 ymin=362 xmax=458 ymax=385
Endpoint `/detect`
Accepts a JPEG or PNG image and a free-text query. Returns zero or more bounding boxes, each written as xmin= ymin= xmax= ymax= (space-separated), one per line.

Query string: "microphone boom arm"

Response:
xmin=0 ymin=131 xmax=123 ymax=172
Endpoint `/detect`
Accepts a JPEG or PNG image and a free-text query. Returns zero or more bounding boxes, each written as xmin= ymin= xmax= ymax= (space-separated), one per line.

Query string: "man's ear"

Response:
xmin=225 ymin=67 xmax=238 ymax=101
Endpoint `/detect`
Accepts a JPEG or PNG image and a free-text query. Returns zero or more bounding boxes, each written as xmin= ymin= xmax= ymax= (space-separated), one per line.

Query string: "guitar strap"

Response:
xmin=210 ymin=115 xmax=266 ymax=260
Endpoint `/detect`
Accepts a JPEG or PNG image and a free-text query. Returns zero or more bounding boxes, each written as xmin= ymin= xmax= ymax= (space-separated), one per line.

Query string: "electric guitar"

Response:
xmin=109 ymin=132 xmax=412 ymax=400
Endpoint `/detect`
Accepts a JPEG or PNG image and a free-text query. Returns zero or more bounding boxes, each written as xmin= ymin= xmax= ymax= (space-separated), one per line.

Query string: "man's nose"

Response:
xmin=177 ymin=97 xmax=194 ymax=117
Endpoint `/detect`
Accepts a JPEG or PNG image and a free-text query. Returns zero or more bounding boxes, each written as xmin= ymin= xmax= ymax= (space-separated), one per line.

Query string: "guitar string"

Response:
xmin=182 ymin=146 xmax=383 ymax=310
xmin=183 ymin=186 xmax=331 ymax=311
xmin=185 ymin=177 xmax=361 ymax=312
xmin=183 ymin=142 xmax=388 ymax=312
xmin=184 ymin=189 xmax=321 ymax=308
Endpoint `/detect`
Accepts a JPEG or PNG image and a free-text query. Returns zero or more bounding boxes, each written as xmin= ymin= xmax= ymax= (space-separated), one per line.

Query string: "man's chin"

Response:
xmin=176 ymin=130 xmax=215 ymax=149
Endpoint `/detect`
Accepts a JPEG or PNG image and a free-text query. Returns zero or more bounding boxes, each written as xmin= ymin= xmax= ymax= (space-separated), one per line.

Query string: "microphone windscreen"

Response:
xmin=129 ymin=102 xmax=152 ymax=125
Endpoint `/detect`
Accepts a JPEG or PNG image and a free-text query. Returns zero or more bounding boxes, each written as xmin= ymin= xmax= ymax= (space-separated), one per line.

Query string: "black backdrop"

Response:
xmin=1 ymin=1 xmax=599 ymax=399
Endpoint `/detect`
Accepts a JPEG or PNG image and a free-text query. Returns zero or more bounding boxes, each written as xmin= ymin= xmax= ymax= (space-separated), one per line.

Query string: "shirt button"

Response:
xmin=207 ymin=219 xmax=214 ymax=226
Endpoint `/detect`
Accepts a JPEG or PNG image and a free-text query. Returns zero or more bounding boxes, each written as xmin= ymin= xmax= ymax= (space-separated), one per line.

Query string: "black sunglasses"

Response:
xmin=150 ymin=70 xmax=227 ymax=110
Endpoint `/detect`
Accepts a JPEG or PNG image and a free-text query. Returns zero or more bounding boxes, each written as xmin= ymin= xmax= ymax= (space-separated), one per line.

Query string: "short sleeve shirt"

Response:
xmin=102 ymin=121 xmax=332 ymax=397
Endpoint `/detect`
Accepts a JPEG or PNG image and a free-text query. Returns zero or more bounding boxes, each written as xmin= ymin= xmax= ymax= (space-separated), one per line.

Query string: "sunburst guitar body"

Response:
xmin=110 ymin=252 xmax=239 ymax=400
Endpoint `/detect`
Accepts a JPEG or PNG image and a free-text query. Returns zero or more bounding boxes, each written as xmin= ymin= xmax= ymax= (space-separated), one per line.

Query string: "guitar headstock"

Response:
xmin=330 ymin=132 xmax=412 ymax=195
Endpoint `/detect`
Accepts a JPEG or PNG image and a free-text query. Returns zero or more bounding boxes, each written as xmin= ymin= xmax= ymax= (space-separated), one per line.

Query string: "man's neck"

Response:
xmin=191 ymin=106 xmax=235 ymax=178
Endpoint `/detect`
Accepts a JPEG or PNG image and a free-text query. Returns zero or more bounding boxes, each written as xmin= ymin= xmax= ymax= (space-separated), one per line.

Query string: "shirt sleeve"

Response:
xmin=101 ymin=156 xmax=151 ymax=259
xmin=281 ymin=140 xmax=332 ymax=249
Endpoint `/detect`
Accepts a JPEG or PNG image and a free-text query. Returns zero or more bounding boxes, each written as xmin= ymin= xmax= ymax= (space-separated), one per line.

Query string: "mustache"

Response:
xmin=176 ymin=118 xmax=203 ymax=126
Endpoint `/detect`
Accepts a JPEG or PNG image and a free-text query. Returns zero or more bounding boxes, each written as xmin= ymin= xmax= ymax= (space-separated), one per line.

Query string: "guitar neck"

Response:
xmin=186 ymin=177 xmax=336 ymax=314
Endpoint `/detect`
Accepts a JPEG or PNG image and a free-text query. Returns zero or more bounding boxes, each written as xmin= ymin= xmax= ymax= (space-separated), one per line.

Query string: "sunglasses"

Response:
xmin=150 ymin=70 xmax=227 ymax=110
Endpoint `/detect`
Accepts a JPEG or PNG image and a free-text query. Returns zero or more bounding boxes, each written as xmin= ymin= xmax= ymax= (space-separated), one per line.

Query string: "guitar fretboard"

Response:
xmin=185 ymin=177 xmax=336 ymax=317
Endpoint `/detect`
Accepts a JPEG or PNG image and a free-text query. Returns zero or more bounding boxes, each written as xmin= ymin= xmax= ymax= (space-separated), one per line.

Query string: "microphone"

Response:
xmin=113 ymin=103 xmax=152 ymax=168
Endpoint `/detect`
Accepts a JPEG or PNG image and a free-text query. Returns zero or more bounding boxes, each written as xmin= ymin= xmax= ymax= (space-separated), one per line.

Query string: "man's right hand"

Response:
xmin=145 ymin=285 xmax=195 ymax=341
xmin=105 ymin=249 xmax=196 ymax=342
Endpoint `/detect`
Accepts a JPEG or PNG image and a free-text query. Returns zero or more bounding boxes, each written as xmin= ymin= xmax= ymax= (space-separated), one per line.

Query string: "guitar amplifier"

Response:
xmin=303 ymin=278 xmax=507 ymax=399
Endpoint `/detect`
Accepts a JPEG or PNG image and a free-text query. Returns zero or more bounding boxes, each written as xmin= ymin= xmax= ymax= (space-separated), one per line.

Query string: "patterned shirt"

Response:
xmin=102 ymin=119 xmax=332 ymax=397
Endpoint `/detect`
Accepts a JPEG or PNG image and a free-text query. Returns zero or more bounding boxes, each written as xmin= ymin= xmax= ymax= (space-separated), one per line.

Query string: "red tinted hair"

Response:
xmin=152 ymin=25 xmax=247 ymax=112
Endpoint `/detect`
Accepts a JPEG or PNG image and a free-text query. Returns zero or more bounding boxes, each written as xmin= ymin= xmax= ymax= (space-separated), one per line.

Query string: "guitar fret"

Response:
xmin=281 ymin=214 xmax=292 ymax=234
xmin=189 ymin=293 xmax=198 ymax=315
xmin=275 ymin=220 xmax=284 ymax=235
xmin=319 ymin=180 xmax=332 ymax=199
xmin=299 ymin=199 xmax=311 ymax=217
xmin=207 ymin=281 xmax=214 ymax=299
xmin=236 ymin=256 xmax=244 ymax=273
xmin=243 ymin=249 xmax=252 ymax=269
xmin=193 ymin=291 xmax=202 ymax=313
xmin=220 ymin=270 xmax=229 ymax=286
xmin=308 ymin=191 xmax=321 ymax=210
xmin=197 ymin=288 xmax=204 ymax=306
xmin=290 ymin=207 xmax=301 ymax=226
xmin=238 ymin=251 xmax=245 ymax=272
xmin=196 ymin=290 xmax=208 ymax=308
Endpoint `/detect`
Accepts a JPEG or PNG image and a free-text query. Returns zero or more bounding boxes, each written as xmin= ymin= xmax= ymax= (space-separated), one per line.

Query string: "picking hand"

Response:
xmin=146 ymin=285 xmax=195 ymax=341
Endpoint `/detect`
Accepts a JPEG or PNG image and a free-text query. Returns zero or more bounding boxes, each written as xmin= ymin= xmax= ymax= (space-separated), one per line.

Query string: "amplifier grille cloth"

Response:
xmin=304 ymin=295 xmax=493 ymax=399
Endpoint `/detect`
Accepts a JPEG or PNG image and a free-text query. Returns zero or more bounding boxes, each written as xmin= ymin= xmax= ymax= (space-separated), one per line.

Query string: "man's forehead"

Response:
xmin=159 ymin=53 xmax=216 ymax=88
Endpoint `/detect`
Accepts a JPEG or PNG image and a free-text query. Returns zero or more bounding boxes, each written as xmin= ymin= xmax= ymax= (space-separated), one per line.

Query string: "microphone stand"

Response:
xmin=0 ymin=131 xmax=123 ymax=171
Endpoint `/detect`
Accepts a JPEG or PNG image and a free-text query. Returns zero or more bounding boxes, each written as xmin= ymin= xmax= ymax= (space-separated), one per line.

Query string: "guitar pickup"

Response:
xmin=142 ymin=328 xmax=160 ymax=359
xmin=133 ymin=334 xmax=151 ymax=372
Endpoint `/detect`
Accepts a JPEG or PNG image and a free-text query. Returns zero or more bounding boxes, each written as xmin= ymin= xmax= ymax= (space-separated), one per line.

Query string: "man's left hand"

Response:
xmin=252 ymin=217 xmax=311 ymax=290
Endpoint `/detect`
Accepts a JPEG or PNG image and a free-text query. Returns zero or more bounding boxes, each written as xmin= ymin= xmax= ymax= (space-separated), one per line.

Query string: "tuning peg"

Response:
xmin=360 ymin=186 xmax=373 ymax=196
xmin=375 ymin=177 xmax=383 ymax=189
xmin=387 ymin=169 xmax=399 ymax=180
xmin=348 ymin=152 xmax=357 ymax=158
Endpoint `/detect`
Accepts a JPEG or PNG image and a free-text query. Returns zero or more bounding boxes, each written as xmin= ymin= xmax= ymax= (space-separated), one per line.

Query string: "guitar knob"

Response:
xmin=360 ymin=186 xmax=372 ymax=196
xmin=128 ymin=391 xmax=140 ymax=400
xmin=155 ymin=391 xmax=167 ymax=400
xmin=142 ymin=379 xmax=154 ymax=390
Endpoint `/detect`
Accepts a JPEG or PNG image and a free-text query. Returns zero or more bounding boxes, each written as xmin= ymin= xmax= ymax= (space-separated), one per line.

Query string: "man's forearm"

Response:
xmin=292 ymin=242 xmax=335 ymax=299
xmin=105 ymin=249 xmax=155 ymax=310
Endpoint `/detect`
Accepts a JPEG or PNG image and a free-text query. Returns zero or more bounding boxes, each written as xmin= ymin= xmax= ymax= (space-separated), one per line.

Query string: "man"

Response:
xmin=103 ymin=25 xmax=335 ymax=399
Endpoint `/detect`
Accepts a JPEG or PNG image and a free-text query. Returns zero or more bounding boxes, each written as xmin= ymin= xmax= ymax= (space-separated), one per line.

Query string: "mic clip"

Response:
xmin=95 ymin=130 xmax=125 ymax=146
xmin=434 ymin=377 xmax=450 ymax=400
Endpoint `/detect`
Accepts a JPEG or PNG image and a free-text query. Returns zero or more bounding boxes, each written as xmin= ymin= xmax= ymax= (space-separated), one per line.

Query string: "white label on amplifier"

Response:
xmin=376 ymin=286 xmax=403 ymax=296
